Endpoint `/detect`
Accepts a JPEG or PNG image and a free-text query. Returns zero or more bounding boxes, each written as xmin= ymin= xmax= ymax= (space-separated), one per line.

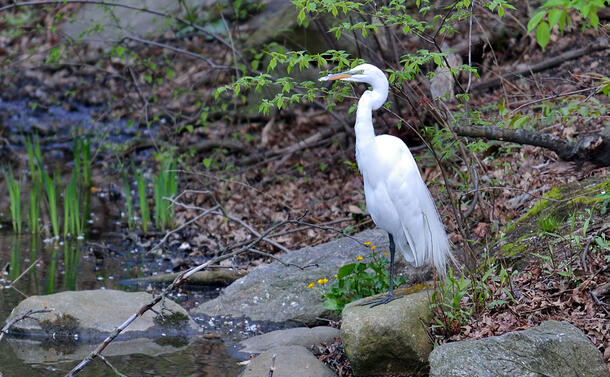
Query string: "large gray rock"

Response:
xmin=231 ymin=326 xmax=339 ymax=359
xmin=239 ymin=345 xmax=336 ymax=377
xmin=60 ymin=0 xmax=216 ymax=48
xmin=429 ymin=320 xmax=610 ymax=377
xmin=6 ymin=289 xmax=199 ymax=341
xmin=192 ymin=229 xmax=428 ymax=325
xmin=341 ymin=286 xmax=434 ymax=376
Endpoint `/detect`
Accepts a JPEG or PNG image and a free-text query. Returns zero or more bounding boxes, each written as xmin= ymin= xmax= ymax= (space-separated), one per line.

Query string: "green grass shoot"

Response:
xmin=133 ymin=164 xmax=151 ymax=232
xmin=3 ymin=167 xmax=22 ymax=233
xmin=63 ymin=173 xmax=82 ymax=238
xmin=41 ymin=169 xmax=60 ymax=239
xmin=122 ymin=170 xmax=135 ymax=230
xmin=153 ymin=156 xmax=178 ymax=231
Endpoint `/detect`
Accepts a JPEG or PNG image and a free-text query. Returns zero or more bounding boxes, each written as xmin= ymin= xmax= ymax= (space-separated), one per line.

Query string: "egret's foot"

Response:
xmin=359 ymin=293 xmax=403 ymax=308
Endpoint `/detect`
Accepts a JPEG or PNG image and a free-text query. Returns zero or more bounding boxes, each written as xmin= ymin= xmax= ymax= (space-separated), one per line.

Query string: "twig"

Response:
xmin=580 ymin=225 xmax=607 ymax=273
xmin=148 ymin=204 xmax=220 ymax=254
xmin=509 ymin=86 xmax=602 ymax=114
xmin=0 ymin=309 xmax=52 ymax=343
xmin=124 ymin=35 xmax=229 ymax=69
xmin=98 ymin=355 xmax=128 ymax=377
xmin=9 ymin=257 xmax=41 ymax=288
xmin=249 ymin=248 xmax=318 ymax=270
xmin=472 ymin=40 xmax=610 ymax=92
xmin=65 ymin=215 xmax=304 ymax=376
xmin=268 ymin=354 xmax=277 ymax=377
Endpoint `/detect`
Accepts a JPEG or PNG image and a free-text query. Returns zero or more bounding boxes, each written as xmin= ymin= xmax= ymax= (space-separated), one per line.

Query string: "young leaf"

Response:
xmin=536 ymin=21 xmax=550 ymax=50
xmin=528 ymin=10 xmax=547 ymax=33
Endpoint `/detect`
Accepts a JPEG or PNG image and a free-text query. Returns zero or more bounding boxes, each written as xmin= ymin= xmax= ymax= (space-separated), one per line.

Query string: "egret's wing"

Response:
xmin=384 ymin=142 xmax=450 ymax=273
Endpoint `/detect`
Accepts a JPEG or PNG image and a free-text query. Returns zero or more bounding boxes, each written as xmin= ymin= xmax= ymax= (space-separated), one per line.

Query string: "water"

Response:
xmin=0 ymin=233 xmax=242 ymax=376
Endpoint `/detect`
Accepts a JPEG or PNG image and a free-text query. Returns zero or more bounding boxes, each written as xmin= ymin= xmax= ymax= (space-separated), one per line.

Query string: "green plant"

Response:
xmin=3 ymin=167 xmax=22 ymax=233
xmin=528 ymin=0 xmax=608 ymax=50
xmin=315 ymin=247 xmax=407 ymax=313
xmin=122 ymin=170 xmax=135 ymax=230
xmin=63 ymin=173 xmax=83 ymax=238
xmin=41 ymin=169 xmax=60 ymax=239
xmin=153 ymin=155 xmax=178 ymax=231
xmin=537 ymin=214 xmax=562 ymax=234
xmin=25 ymin=136 xmax=42 ymax=233
xmin=431 ymin=267 xmax=473 ymax=335
xmin=133 ymin=164 xmax=151 ymax=232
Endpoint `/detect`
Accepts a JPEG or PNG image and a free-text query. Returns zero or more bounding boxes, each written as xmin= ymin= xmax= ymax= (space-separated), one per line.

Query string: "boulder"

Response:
xmin=341 ymin=286 xmax=434 ymax=376
xmin=192 ymin=229 xmax=429 ymax=325
xmin=6 ymin=289 xmax=199 ymax=341
xmin=239 ymin=345 xmax=336 ymax=377
xmin=429 ymin=320 xmax=610 ymax=377
xmin=231 ymin=326 xmax=340 ymax=359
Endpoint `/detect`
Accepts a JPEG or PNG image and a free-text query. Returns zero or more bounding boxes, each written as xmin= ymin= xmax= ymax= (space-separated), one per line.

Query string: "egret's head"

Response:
xmin=319 ymin=64 xmax=385 ymax=86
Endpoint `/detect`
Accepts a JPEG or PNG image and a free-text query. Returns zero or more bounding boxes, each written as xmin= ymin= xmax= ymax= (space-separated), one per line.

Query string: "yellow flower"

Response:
xmin=363 ymin=241 xmax=371 ymax=246
xmin=371 ymin=245 xmax=376 ymax=251
xmin=307 ymin=282 xmax=315 ymax=288
xmin=317 ymin=278 xmax=328 ymax=285
xmin=357 ymin=256 xmax=363 ymax=261
xmin=334 ymin=274 xmax=338 ymax=278
xmin=384 ymin=250 xmax=390 ymax=255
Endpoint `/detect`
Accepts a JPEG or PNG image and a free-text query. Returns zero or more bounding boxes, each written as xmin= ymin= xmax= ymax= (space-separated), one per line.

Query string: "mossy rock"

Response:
xmin=494 ymin=176 xmax=609 ymax=267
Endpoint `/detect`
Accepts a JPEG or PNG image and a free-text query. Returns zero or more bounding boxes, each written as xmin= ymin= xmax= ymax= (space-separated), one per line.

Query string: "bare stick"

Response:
xmin=98 ymin=355 xmax=128 ymax=377
xmin=148 ymin=204 xmax=220 ymax=254
xmin=268 ymin=354 xmax=277 ymax=377
xmin=10 ymin=257 xmax=41 ymax=288
xmin=0 ymin=309 xmax=52 ymax=343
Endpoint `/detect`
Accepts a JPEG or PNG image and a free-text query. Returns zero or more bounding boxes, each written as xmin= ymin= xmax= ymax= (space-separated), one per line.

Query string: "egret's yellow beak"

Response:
xmin=318 ymin=71 xmax=353 ymax=81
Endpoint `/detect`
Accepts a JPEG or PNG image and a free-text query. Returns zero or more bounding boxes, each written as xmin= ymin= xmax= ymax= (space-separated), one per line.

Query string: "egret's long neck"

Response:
xmin=355 ymin=80 xmax=388 ymax=150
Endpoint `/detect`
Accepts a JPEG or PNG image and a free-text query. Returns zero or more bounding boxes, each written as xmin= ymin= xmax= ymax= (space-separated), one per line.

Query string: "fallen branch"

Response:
xmin=119 ymin=269 xmax=246 ymax=287
xmin=453 ymin=124 xmax=610 ymax=166
xmin=472 ymin=39 xmax=610 ymax=92
xmin=0 ymin=309 xmax=52 ymax=343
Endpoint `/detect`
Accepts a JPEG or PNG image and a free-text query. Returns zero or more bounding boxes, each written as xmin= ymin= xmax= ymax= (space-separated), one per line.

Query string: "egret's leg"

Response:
xmin=360 ymin=233 xmax=403 ymax=308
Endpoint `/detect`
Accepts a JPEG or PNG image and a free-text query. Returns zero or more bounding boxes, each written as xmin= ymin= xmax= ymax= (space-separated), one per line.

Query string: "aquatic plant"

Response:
xmin=63 ymin=173 xmax=83 ymax=238
xmin=133 ymin=164 xmax=151 ymax=232
xmin=25 ymin=136 xmax=42 ymax=233
xmin=153 ymin=156 xmax=178 ymax=231
xmin=41 ymin=169 xmax=60 ymax=239
xmin=122 ymin=170 xmax=135 ymax=230
xmin=3 ymin=166 xmax=22 ymax=234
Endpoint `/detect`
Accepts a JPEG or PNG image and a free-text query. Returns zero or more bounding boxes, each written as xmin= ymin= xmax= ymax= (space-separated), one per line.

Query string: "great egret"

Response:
xmin=320 ymin=64 xmax=452 ymax=307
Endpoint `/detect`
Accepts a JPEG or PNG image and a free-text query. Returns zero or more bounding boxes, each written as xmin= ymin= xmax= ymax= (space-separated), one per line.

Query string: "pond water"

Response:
xmin=0 ymin=99 xmax=244 ymax=376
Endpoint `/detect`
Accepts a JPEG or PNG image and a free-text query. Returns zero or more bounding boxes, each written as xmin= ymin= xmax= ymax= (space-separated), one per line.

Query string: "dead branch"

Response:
xmin=453 ymin=124 xmax=610 ymax=166
xmin=0 ymin=309 xmax=52 ymax=343
xmin=472 ymin=38 xmax=610 ymax=92
xmin=269 ymin=354 xmax=277 ymax=377
xmin=9 ymin=257 xmax=41 ymax=288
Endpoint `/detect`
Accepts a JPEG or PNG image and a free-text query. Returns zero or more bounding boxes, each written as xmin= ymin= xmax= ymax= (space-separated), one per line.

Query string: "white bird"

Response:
xmin=320 ymin=64 xmax=452 ymax=306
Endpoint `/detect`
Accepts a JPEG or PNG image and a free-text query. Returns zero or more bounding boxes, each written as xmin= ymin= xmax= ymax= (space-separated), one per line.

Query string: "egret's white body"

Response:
xmin=320 ymin=64 xmax=451 ymax=304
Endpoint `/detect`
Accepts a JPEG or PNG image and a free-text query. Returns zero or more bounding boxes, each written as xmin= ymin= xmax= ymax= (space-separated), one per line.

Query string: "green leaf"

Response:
xmin=337 ymin=263 xmax=356 ymax=278
xmin=528 ymin=10 xmax=547 ymax=33
xmin=589 ymin=8 xmax=599 ymax=28
xmin=536 ymin=21 xmax=550 ymax=50
xmin=547 ymin=8 xmax=562 ymax=28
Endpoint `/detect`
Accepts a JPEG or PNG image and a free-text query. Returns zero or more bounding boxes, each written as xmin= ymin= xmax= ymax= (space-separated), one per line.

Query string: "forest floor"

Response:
xmin=0 ymin=1 xmax=609 ymax=375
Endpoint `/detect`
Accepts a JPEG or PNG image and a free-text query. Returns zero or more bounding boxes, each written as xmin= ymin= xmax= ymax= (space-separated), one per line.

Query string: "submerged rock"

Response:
xmin=429 ymin=320 xmax=610 ymax=377
xmin=192 ymin=229 xmax=429 ymax=325
xmin=6 ymin=289 xmax=199 ymax=341
xmin=239 ymin=345 xmax=336 ymax=377
xmin=231 ymin=326 xmax=339 ymax=359
xmin=341 ymin=286 xmax=434 ymax=376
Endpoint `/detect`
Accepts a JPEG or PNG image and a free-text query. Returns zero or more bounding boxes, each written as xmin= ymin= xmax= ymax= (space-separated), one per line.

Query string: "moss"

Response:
xmin=153 ymin=311 xmax=189 ymax=330
xmin=500 ymin=242 xmax=528 ymax=257
xmin=39 ymin=313 xmax=79 ymax=340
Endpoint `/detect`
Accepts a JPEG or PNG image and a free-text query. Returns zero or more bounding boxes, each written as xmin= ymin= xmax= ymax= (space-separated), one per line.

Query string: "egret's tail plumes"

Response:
xmin=419 ymin=188 xmax=452 ymax=276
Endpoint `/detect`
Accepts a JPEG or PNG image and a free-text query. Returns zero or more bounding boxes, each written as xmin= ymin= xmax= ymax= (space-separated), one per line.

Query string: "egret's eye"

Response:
xmin=350 ymin=69 xmax=364 ymax=75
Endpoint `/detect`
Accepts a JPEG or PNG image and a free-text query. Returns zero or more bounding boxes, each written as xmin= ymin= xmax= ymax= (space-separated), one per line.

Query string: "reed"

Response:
xmin=25 ymin=136 xmax=42 ymax=233
xmin=153 ymin=157 xmax=178 ymax=231
xmin=133 ymin=164 xmax=151 ymax=232
xmin=122 ymin=170 xmax=135 ymax=230
xmin=41 ymin=169 xmax=60 ymax=239
xmin=63 ymin=173 xmax=82 ymax=238
xmin=3 ymin=167 xmax=22 ymax=233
